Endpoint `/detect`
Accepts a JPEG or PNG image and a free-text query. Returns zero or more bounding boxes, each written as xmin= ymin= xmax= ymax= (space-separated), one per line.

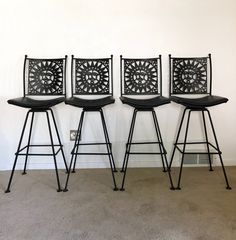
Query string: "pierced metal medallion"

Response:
xmin=173 ymin=58 xmax=207 ymax=94
xmin=75 ymin=59 xmax=110 ymax=94
xmin=28 ymin=59 xmax=64 ymax=95
xmin=124 ymin=59 xmax=158 ymax=94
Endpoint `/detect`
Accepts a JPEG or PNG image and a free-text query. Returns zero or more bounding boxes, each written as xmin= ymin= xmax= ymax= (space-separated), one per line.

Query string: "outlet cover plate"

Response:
xmin=70 ymin=130 xmax=77 ymax=141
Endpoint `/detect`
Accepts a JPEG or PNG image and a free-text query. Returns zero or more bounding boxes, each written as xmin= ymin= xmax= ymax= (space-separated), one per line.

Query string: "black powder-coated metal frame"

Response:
xmin=5 ymin=56 xmax=68 ymax=193
xmin=120 ymin=55 xmax=175 ymax=191
xmin=169 ymin=54 xmax=212 ymax=96
xmin=71 ymin=55 xmax=113 ymax=96
xmin=5 ymin=108 xmax=68 ymax=193
xmin=64 ymin=55 xmax=118 ymax=191
xmin=63 ymin=108 xmax=118 ymax=191
xmin=120 ymin=56 xmax=161 ymax=96
xmin=169 ymin=54 xmax=231 ymax=190
xmin=120 ymin=108 xmax=175 ymax=191
xmin=24 ymin=56 xmax=67 ymax=96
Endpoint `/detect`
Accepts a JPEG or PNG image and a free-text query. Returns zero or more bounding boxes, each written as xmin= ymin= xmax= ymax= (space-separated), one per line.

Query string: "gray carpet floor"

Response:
xmin=0 ymin=167 xmax=236 ymax=240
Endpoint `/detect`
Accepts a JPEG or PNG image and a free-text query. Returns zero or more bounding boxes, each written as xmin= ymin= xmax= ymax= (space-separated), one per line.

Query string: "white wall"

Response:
xmin=0 ymin=0 xmax=236 ymax=170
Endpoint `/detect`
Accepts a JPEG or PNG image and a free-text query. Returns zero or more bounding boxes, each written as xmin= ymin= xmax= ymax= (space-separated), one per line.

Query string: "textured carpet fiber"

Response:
xmin=0 ymin=167 xmax=236 ymax=240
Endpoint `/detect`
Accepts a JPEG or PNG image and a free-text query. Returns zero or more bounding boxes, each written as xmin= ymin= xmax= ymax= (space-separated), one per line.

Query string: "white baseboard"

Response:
xmin=3 ymin=158 xmax=234 ymax=171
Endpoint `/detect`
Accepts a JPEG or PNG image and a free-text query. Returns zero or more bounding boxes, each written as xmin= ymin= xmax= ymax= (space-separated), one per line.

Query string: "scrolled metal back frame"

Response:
xmin=71 ymin=55 xmax=113 ymax=97
xmin=120 ymin=55 xmax=162 ymax=97
xmin=23 ymin=55 xmax=67 ymax=97
xmin=169 ymin=53 xmax=212 ymax=97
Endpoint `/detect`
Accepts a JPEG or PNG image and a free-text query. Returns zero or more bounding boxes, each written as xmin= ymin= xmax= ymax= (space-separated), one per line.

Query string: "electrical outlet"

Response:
xmin=70 ymin=130 xmax=77 ymax=141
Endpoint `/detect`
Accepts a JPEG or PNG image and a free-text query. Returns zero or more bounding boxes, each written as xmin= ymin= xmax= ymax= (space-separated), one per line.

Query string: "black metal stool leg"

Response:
xmin=100 ymin=110 xmax=118 ymax=191
xmin=49 ymin=109 xmax=68 ymax=173
xmin=152 ymin=110 xmax=175 ymax=190
xmin=169 ymin=108 xmax=188 ymax=170
xmin=206 ymin=110 xmax=231 ymax=190
xmin=100 ymin=109 xmax=117 ymax=172
xmin=120 ymin=109 xmax=138 ymax=191
xmin=71 ymin=145 xmax=78 ymax=173
xmin=5 ymin=110 xmax=31 ymax=193
xmin=22 ymin=111 xmax=35 ymax=175
xmin=63 ymin=111 xmax=85 ymax=192
xmin=152 ymin=110 xmax=166 ymax=172
xmin=46 ymin=111 xmax=61 ymax=192
xmin=202 ymin=110 xmax=213 ymax=171
xmin=121 ymin=109 xmax=137 ymax=172
xmin=63 ymin=153 xmax=75 ymax=192
xmin=176 ymin=110 xmax=191 ymax=190
xmin=72 ymin=110 xmax=85 ymax=173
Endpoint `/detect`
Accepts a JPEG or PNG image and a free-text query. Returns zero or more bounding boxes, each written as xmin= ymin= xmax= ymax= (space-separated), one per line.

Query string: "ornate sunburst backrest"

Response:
xmin=24 ymin=56 xmax=67 ymax=96
xmin=169 ymin=54 xmax=212 ymax=96
xmin=120 ymin=56 xmax=161 ymax=96
xmin=72 ymin=56 xmax=113 ymax=96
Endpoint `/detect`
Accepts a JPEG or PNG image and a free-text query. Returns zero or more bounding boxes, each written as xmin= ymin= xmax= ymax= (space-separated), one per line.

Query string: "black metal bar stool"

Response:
xmin=63 ymin=55 xmax=118 ymax=191
xmin=5 ymin=55 xmax=68 ymax=193
xmin=119 ymin=55 xmax=175 ymax=191
xmin=168 ymin=54 xmax=231 ymax=190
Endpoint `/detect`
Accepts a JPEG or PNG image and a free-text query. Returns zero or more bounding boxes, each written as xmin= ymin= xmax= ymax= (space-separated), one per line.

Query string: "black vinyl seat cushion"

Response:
xmin=65 ymin=96 xmax=115 ymax=109
xmin=7 ymin=97 xmax=65 ymax=110
xmin=120 ymin=96 xmax=170 ymax=109
xmin=171 ymin=95 xmax=228 ymax=109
